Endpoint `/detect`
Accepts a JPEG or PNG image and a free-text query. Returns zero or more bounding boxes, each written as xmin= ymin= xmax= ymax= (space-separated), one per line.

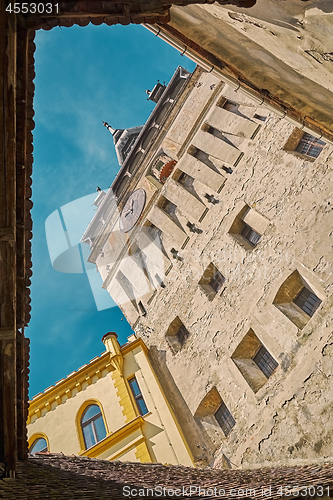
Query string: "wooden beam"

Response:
xmin=0 ymin=6 xmax=17 ymax=477
xmin=0 ymin=227 xmax=15 ymax=241
xmin=0 ymin=329 xmax=16 ymax=340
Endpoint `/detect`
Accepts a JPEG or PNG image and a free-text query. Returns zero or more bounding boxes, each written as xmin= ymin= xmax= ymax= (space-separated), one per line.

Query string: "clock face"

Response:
xmin=119 ymin=188 xmax=146 ymax=233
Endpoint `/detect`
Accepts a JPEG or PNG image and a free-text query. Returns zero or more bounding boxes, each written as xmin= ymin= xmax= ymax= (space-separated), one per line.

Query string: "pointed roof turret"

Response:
xmin=103 ymin=121 xmax=143 ymax=166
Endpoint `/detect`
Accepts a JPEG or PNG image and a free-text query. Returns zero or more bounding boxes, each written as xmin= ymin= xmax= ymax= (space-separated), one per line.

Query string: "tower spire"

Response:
xmin=102 ymin=121 xmax=116 ymax=135
xmin=103 ymin=120 xmax=143 ymax=166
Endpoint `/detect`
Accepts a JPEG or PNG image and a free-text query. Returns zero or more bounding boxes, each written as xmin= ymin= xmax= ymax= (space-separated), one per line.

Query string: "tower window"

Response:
xmin=199 ymin=263 xmax=225 ymax=300
xmin=273 ymin=270 xmax=323 ymax=329
xmin=214 ymin=402 xmax=236 ymax=437
xmin=138 ymin=301 xmax=147 ymax=317
xmin=177 ymin=323 xmax=190 ymax=346
xmin=157 ymin=196 xmax=177 ymax=217
xmin=128 ymin=377 xmax=148 ymax=416
xmin=293 ymin=287 xmax=322 ymax=317
xmin=175 ymin=171 xmax=194 ymax=188
xmin=284 ymin=128 xmax=326 ymax=160
xmin=241 ymin=224 xmax=261 ymax=246
xmin=229 ymin=205 xmax=268 ymax=250
xmin=155 ymin=160 xmax=164 ymax=172
xmin=166 ymin=317 xmax=190 ymax=353
xmin=253 ymin=345 xmax=278 ymax=379
xmin=254 ymin=114 xmax=266 ymax=122
xmin=231 ymin=329 xmax=278 ymax=393
xmin=295 ymin=133 xmax=325 ymax=158
xmin=194 ymin=387 xmax=236 ymax=443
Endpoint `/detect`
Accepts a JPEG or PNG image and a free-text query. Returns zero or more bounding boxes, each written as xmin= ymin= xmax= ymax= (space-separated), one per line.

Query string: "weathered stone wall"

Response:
xmin=94 ymin=68 xmax=332 ymax=469
xmin=132 ymin=78 xmax=333 ymax=468
xmin=242 ymin=335 xmax=333 ymax=468
xmin=167 ymin=0 xmax=333 ymax=133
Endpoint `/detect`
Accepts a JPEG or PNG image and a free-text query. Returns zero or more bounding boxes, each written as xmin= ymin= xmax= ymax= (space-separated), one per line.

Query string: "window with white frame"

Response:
xmin=81 ymin=404 xmax=107 ymax=449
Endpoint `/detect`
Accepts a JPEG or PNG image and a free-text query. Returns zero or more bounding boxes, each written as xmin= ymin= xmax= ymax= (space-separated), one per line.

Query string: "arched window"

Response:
xmin=29 ymin=437 xmax=48 ymax=454
xmin=81 ymin=404 xmax=107 ymax=449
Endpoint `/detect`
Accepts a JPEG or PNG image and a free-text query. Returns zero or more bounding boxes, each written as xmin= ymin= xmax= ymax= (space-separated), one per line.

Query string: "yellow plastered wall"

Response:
xmin=135 ymin=440 xmax=152 ymax=463
xmin=111 ymin=369 xmax=137 ymax=423
xmin=27 ymin=339 xmax=193 ymax=467
xmin=123 ymin=347 xmax=194 ymax=466
xmin=27 ymin=369 xmax=127 ymax=455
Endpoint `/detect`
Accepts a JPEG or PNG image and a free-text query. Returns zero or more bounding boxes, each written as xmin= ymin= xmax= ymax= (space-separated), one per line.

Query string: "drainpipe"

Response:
xmin=143 ymin=24 xmax=333 ymax=146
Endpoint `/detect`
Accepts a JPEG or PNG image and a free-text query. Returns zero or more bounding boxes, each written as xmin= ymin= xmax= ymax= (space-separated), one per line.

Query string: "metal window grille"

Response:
xmin=253 ymin=345 xmax=278 ymax=379
xmin=295 ymin=133 xmax=325 ymax=158
xmin=294 ymin=287 xmax=322 ymax=317
xmin=128 ymin=377 xmax=148 ymax=416
xmin=177 ymin=324 xmax=190 ymax=346
xmin=214 ymin=402 xmax=236 ymax=437
xmin=241 ymin=224 xmax=261 ymax=245
xmin=210 ymin=272 xmax=225 ymax=293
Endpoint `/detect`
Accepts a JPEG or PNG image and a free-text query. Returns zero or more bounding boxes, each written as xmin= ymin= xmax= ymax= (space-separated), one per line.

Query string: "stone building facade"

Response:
xmin=2 ymin=0 xmax=333 ymax=477
xmin=27 ymin=332 xmax=193 ymax=466
xmin=83 ymin=64 xmax=333 ymax=470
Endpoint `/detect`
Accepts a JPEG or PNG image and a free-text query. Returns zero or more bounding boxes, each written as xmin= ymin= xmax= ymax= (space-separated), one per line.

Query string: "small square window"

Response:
xmin=253 ymin=345 xmax=278 ymax=379
xmin=229 ymin=205 xmax=268 ymax=250
xmin=199 ymin=263 xmax=225 ymax=300
xmin=157 ymin=196 xmax=177 ymax=217
xmin=254 ymin=114 xmax=266 ymax=122
xmin=293 ymin=287 xmax=322 ymax=317
xmin=177 ymin=323 xmax=190 ymax=346
xmin=231 ymin=329 xmax=278 ymax=393
xmin=295 ymin=133 xmax=325 ymax=158
xmin=176 ymin=171 xmax=194 ymax=188
xmin=214 ymin=402 xmax=236 ymax=437
xmin=274 ymin=270 xmax=323 ymax=329
xmin=138 ymin=301 xmax=147 ymax=317
xmin=241 ymin=224 xmax=261 ymax=246
xmin=223 ymin=100 xmax=239 ymax=113
xmin=166 ymin=317 xmax=190 ymax=353
xmin=210 ymin=273 xmax=225 ymax=293
xmin=194 ymin=387 xmax=236 ymax=444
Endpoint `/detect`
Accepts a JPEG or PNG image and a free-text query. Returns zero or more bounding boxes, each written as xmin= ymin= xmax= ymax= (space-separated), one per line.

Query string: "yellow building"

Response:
xmin=27 ymin=332 xmax=193 ymax=466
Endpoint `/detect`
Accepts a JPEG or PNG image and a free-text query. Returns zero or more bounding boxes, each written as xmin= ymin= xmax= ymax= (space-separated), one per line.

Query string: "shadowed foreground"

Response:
xmin=1 ymin=454 xmax=333 ymax=499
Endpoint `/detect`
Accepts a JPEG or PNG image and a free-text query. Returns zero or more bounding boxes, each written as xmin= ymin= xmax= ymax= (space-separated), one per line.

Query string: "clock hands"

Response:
xmin=120 ymin=189 xmax=146 ymax=233
xmin=124 ymin=199 xmax=135 ymax=217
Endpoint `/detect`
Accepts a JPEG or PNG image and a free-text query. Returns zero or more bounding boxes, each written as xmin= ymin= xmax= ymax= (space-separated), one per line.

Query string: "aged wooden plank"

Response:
xmin=0 ymin=329 xmax=16 ymax=340
xmin=0 ymin=6 xmax=17 ymax=476
xmin=0 ymin=227 xmax=15 ymax=241
xmin=16 ymin=26 xmax=29 ymax=331
xmin=1 ymin=338 xmax=17 ymax=477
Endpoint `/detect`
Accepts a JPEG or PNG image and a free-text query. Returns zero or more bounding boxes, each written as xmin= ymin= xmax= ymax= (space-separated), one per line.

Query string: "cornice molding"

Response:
xmin=28 ymin=338 xmax=148 ymax=422
xmin=78 ymin=415 xmax=145 ymax=458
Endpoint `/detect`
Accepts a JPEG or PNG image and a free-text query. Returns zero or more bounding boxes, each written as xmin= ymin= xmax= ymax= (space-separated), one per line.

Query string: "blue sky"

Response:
xmin=28 ymin=23 xmax=195 ymax=398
